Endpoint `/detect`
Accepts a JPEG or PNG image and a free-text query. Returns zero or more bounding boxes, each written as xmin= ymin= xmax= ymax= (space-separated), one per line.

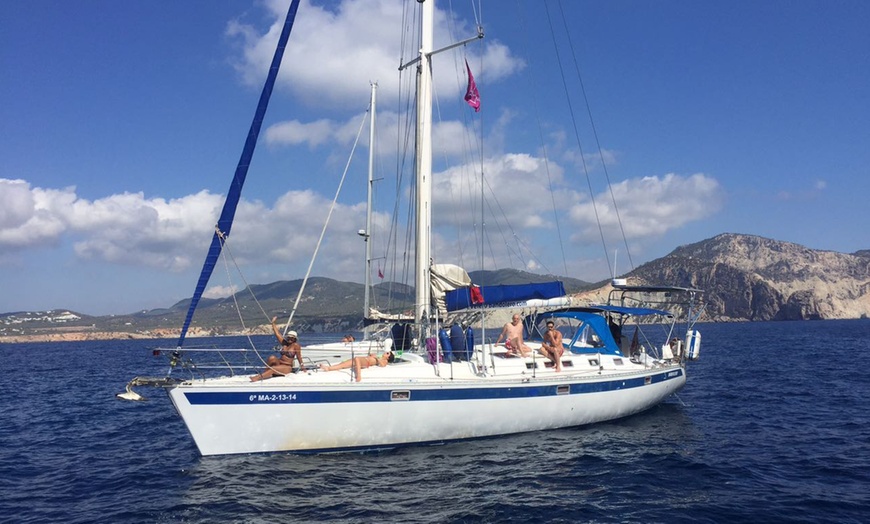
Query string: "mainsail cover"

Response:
xmin=445 ymin=281 xmax=566 ymax=312
xmin=176 ymin=0 xmax=302 ymax=347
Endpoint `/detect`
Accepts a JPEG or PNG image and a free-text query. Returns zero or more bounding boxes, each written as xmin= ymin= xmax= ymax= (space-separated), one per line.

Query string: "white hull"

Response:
xmin=167 ymin=349 xmax=686 ymax=455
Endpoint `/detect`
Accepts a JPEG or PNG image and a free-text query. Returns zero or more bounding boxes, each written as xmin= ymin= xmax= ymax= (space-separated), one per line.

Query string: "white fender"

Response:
xmin=686 ymin=330 xmax=701 ymax=360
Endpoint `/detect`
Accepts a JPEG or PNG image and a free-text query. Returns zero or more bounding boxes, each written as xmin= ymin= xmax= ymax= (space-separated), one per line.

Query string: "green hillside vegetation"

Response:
xmin=3 ymin=269 xmax=579 ymax=336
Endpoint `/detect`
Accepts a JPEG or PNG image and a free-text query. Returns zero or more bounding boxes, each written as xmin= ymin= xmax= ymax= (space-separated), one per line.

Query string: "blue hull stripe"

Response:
xmin=183 ymin=369 xmax=683 ymax=406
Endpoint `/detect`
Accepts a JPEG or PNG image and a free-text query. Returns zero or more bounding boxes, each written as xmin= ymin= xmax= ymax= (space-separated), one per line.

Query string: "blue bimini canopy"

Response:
xmin=536 ymin=310 xmax=621 ymax=355
xmin=587 ymin=304 xmax=673 ymax=317
xmin=535 ymin=307 xmax=672 ymax=356
xmin=445 ymin=281 xmax=566 ymax=312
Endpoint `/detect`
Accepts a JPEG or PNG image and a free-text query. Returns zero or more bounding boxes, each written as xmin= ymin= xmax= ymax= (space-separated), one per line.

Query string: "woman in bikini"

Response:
xmin=319 ymin=351 xmax=395 ymax=382
xmin=251 ymin=316 xmax=304 ymax=381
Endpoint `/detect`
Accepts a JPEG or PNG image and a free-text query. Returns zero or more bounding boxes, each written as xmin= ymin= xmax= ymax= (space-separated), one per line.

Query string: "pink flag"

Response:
xmin=377 ymin=267 xmax=384 ymax=279
xmin=464 ymin=59 xmax=480 ymax=112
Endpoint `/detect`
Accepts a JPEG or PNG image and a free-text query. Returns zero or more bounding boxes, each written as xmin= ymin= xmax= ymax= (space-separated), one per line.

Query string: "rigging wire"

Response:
xmin=384 ymin=0 xmax=418 ymax=314
xmin=514 ymin=0 xmax=569 ymax=276
xmin=480 ymin=174 xmax=554 ymax=275
xmin=396 ymin=0 xmax=557 ymax=296
xmin=193 ymin=165 xmax=389 ymax=373
xmin=446 ymin=0 xmax=487 ymax=271
xmin=440 ymin=0 xmax=565 ymax=280
xmin=213 ymin=233 xmax=274 ymax=370
xmin=542 ymin=0 xmax=613 ymax=277
xmin=366 ymin=97 xmax=397 ymax=316
xmin=466 ymin=1 xmax=487 ymax=275
xmin=282 ymin=102 xmax=370 ymax=333
xmin=556 ymin=0 xmax=634 ymax=271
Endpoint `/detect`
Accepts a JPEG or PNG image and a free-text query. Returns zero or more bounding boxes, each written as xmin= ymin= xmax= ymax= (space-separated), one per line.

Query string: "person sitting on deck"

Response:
xmin=539 ymin=320 xmax=564 ymax=371
xmin=250 ymin=316 xmax=305 ymax=381
xmin=319 ymin=351 xmax=395 ymax=382
xmin=496 ymin=313 xmax=532 ymax=357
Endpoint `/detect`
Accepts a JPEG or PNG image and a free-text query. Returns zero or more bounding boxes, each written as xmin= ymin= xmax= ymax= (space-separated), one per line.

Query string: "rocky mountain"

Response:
xmin=620 ymin=233 xmax=870 ymax=321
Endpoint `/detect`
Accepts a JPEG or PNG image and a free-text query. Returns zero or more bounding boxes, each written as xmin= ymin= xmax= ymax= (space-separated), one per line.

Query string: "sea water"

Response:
xmin=1 ymin=321 xmax=868 ymax=523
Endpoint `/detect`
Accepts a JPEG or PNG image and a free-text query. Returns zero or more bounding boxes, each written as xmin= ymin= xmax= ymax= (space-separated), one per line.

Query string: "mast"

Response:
xmin=415 ymin=0 xmax=434 ymax=329
xmin=363 ymin=82 xmax=377 ymax=339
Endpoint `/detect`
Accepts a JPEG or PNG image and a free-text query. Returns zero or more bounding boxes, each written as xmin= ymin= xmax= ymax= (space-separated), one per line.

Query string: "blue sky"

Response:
xmin=2 ymin=0 xmax=868 ymax=316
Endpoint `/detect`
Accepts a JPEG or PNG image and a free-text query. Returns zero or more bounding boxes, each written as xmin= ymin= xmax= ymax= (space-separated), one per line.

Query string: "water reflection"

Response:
xmin=173 ymin=402 xmax=703 ymax=523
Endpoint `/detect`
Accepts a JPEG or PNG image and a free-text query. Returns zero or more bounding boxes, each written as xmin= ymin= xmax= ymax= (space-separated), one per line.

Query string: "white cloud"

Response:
xmin=265 ymin=118 xmax=336 ymax=147
xmin=427 ymin=153 xmax=717 ymax=278
xmin=776 ymin=179 xmax=828 ymax=201
xmin=0 ymin=179 xmax=35 ymax=230
xmin=0 ymin=178 xmax=382 ymax=281
xmin=0 ymin=180 xmax=75 ymax=248
xmin=264 ymin=104 xmax=480 ymax=171
xmin=227 ymin=0 xmax=523 ymax=110
xmin=70 ymin=190 xmax=224 ymax=271
xmin=0 ymin=168 xmax=724 ymax=297
xmin=433 ymin=153 xmax=566 ymax=231
xmin=567 ymin=173 xmax=723 ymax=242
xmin=203 ymin=284 xmax=238 ymax=299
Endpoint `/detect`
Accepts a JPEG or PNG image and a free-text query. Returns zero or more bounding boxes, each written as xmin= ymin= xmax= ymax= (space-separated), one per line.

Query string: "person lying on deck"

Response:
xmin=319 ymin=351 xmax=395 ymax=382
xmin=539 ymin=320 xmax=564 ymax=372
xmin=250 ymin=317 xmax=305 ymax=381
xmin=496 ymin=313 xmax=532 ymax=357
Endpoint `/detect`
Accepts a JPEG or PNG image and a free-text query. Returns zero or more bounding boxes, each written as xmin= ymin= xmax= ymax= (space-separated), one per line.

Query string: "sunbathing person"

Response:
xmin=251 ymin=317 xmax=304 ymax=381
xmin=319 ymin=351 xmax=395 ymax=382
xmin=496 ymin=313 xmax=532 ymax=357
xmin=539 ymin=320 xmax=564 ymax=371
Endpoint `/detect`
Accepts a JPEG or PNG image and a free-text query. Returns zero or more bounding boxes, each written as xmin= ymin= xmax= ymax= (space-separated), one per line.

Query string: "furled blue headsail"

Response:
xmin=177 ymin=0 xmax=302 ymax=348
xmin=438 ymin=328 xmax=453 ymax=361
xmin=450 ymin=324 xmax=468 ymax=361
xmin=444 ymin=281 xmax=566 ymax=312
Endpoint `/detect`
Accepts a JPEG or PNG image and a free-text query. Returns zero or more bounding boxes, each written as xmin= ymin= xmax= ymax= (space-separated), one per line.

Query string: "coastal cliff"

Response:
xmin=621 ymin=233 xmax=870 ymax=321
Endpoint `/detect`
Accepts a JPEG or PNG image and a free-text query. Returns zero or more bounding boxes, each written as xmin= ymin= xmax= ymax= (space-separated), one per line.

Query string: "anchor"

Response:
xmin=116 ymin=376 xmax=180 ymax=401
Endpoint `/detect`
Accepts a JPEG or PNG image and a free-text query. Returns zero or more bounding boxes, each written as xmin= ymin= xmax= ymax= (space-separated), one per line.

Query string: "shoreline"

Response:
xmin=0 ymin=326 xmax=273 ymax=344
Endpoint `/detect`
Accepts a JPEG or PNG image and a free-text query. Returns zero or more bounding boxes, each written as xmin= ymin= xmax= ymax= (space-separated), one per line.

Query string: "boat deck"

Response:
xmin=178 ymin=345 xmax=678 ymax=389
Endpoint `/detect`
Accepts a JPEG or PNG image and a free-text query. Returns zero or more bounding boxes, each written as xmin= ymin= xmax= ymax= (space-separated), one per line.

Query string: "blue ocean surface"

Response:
xmin=1 ymin=320 xmax=868 ymax=523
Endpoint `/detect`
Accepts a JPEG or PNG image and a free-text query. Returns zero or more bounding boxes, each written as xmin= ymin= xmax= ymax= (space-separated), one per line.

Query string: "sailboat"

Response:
xmin=120 ymin=0 xmax=704 ymax=456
